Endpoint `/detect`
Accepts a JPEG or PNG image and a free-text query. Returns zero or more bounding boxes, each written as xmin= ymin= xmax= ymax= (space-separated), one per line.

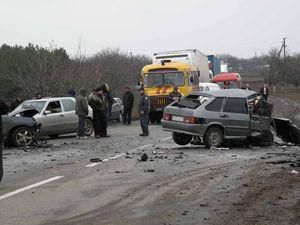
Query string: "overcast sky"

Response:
xmin=0 ymin=0 xmax=299 ymax=58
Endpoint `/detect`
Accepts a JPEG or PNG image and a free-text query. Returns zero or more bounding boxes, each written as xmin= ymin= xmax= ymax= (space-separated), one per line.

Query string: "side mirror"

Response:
xmin=44 ymin=110 xmax=51 ymax=115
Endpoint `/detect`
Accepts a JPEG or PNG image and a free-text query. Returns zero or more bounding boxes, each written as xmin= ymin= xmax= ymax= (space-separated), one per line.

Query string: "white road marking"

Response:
xmin=161 ymin=136 xmax=172 ymax=141
xmin=0 ymin=176 xmax=64 ymax=201
xmin=86 ymin=162 xmax=101 ymax=168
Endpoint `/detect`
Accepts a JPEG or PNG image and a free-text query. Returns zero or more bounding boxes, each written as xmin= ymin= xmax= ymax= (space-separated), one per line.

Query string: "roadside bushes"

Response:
xmin=0 ymin=44 xmax=151 ymax=101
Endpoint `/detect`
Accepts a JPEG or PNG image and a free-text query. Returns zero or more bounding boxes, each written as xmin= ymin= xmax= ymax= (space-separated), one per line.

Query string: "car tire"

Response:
xmin=204 ymin=127 xmax=223 ymax=148
xmin=11 ymin=127 xmax=35 ymax=147
xmin=155 ymin=117 xmax=161 ymax=124
xmin=85 ymin=118 xmax=94 ymax=136
xmin=149 ymin=116 xmax=156 ymax=124
xmin=172 ymin=132 xmax=193 ymax=146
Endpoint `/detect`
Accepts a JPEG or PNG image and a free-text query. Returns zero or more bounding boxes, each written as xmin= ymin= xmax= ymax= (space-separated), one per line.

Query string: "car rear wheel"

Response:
xmin=85 ymin=118 xmax=94 ymax=136
xmin=172 ymin=132 xmax=193 ymax=146
xmin=11 ymin=127 xmax=35 ymax=147
xmin=204 ymin=127 xmax=223 ymax=148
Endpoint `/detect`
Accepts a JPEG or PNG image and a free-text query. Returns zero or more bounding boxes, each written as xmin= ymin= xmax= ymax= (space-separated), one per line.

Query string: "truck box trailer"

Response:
xmin=153 ymin=49 xmax=210 ymax=82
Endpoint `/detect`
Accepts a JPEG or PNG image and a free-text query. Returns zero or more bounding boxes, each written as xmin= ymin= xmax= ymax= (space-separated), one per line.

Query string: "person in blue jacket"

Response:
xmin=138 ymin=87 xmax=149 ymax=136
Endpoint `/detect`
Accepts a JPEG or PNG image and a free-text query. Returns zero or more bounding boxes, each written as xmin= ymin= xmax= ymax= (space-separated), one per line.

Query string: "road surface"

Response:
xmin=0 ymin=122 xmax=299 ymax=225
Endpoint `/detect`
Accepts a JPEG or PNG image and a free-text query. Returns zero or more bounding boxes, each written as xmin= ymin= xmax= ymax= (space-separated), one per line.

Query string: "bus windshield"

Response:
xmin=144 ymin=72 xmax=184 ymax=87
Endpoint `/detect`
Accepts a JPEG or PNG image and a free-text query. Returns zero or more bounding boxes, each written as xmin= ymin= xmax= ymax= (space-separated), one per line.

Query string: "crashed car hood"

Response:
xmin=9 ymin=108 xmax=40 ymax=117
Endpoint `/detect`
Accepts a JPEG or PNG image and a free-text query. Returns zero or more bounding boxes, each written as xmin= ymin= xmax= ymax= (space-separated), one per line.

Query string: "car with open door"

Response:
xmin=161 ymin=89 xmax=273 ymax=147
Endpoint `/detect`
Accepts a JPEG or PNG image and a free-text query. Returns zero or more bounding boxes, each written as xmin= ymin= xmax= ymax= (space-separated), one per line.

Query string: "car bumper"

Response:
xmin=161 ymin=120 xmax=207 ymax=136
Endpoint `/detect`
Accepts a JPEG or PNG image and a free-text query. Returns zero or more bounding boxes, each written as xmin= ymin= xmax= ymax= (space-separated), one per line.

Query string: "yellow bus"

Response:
xmin=141 ymin=61 xmax=200 ymax=123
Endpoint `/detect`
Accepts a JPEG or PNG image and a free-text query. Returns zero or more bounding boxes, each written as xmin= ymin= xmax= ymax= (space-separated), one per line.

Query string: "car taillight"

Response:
xmin=163 ymin=112 xmax=171 ymax=121
xmin=184 ymin=116 xmax=196 ymax=124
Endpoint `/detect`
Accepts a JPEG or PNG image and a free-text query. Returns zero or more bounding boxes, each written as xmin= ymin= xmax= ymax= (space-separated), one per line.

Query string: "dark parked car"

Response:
xmin=162 ymin=89 xmax=273 ymax=147
xmin=2 ymin=109 xmax=40 ymax=147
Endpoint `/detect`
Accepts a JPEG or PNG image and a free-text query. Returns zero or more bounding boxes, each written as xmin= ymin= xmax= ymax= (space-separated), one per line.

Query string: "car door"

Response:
xmin=220 ymin=97 xmax=250 ymax=138
xmin=111 ymin=98 xmax=119 ymax=119
xmin=61 ymin=99 xmax=77 ymax=132
xmin=39 ymin=100 xmax=66 ymax=134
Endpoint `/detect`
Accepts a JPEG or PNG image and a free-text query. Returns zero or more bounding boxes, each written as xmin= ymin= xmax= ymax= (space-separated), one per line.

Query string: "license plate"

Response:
xmin=172 ymin=116 xmax=184 ymax=122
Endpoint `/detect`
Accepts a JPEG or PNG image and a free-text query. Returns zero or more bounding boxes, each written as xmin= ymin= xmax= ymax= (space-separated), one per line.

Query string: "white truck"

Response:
xmin=153 ymin=49 xmax=210 ymax=82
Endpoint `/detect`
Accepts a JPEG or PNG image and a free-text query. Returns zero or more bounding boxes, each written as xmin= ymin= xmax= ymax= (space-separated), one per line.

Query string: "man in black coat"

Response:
xmin=0 ymin=99 xmax=9 ymax=182
xmin=260 ymin=83 xmax=270 ymax=101
xmin=122 ymin=86 xmax=134 ymax=125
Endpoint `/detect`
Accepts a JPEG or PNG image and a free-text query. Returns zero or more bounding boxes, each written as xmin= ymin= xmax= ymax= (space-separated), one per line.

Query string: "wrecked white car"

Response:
xmin=162 ymin=89 xmax=274 ymax=147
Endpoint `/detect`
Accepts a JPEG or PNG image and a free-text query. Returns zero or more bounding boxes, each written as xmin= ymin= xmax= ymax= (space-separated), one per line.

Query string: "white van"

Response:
xmin=199 ymin=82 xmax=220 ymax=92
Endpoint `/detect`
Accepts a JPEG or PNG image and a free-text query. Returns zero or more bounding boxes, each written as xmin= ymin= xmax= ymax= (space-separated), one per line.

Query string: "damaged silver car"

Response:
xmin=162 ymin=89 xmax=274 ymax=147
xmin=3 ymin=109 xmax=41 ymax=147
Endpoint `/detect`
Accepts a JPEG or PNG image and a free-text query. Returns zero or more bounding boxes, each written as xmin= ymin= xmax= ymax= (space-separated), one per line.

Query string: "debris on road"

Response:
xmin=90 ymin=158 xmax=102 ymax=163
xmin=210 ymin=146 xmax=230 ymax=150
xmin=289 ymin=169 xmax=299 ymax=174
xmin=199 ymin=202 xmax=208 ymax=207
xmin=144 ymin=169 xmax=155 ymax=173
xmin=152 ymin=150 xmax=164 ymax=154
xmin=289 ymin=160 xmax=300 ymax=167
xmin=141 ymin=153 xmax=148 ymax=162
xmin=273 ymin=118 xmax=300 ymax=145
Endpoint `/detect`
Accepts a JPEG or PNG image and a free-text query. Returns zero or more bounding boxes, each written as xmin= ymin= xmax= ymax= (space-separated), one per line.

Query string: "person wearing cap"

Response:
xmin=75 ymin=88 xmax=89 ymax=139
xmin=88 ymin=87 xmax=109 ymax=138
xmin=138 ymin=87 xmax=149 ymax=136
xmin=122 ymin=86 xmax=134 ymax=125
xmin=168 ymin=86 xmax=182 ymax=103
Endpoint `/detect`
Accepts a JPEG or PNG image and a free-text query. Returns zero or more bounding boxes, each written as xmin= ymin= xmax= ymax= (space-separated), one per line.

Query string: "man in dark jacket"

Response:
xmin=122 ymin=86 xmax=134 ymax=125
xmin=168 ymin=86 xmax=182 ymax=103
xmin=101 ymin=83 xmax=113 ymax=126
xmin=89 ymin=87 xmax=109 ymax=138
xmin=0 ymin=99 xmax=9 ymax=182
xmin=260 ymin=83 xmax=269 ymax=101
xmin=75 ymin=88 xmax=89 ymax=139
xmin=138 ymin=87 xmax=149 ymax=136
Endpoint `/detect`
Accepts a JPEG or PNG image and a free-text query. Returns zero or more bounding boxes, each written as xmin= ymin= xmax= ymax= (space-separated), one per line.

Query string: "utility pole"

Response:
xmin=282 ymin=37 xmax=287 ymax=84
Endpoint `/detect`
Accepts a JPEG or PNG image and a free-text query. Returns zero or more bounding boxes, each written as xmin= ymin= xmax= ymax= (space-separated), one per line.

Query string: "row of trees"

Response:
xmin=218 ymin=49 xmax=300 ymax=86
xmin=0 ymin=44 xmax=151 ymax=100
xmin=1 ymin=43 xmax=299 ymax=101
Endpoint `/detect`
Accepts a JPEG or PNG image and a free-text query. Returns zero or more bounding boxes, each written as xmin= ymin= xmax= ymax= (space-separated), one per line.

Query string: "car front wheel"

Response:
xmin=204 ymin=127 xmax=223 ymax=148
xmin=172 ymin=132 xmax=193 ymax=146
xmin=11 ymin=127 xmax=35 ymax=147
xmin=85 ymin=118 xmax=94 ymax=136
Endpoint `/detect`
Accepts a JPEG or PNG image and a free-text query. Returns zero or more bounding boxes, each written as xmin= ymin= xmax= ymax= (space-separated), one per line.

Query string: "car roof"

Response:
xmin=212 ymin=73 xmax=241 ymax=82
xmin=24 ymin=97 xmax=75 ymax=102
xmin=191 ymin=89 xmax=257 ymax=98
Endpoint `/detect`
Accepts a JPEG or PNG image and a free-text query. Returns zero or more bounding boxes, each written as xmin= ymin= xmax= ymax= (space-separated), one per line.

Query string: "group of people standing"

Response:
xmin=75 ymin=84 xmax=112 ymax=139
xmin=75 ymin=84 xmax=150 ymax=138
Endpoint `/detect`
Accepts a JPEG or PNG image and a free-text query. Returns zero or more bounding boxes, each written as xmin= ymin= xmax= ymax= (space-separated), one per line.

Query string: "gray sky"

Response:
xmin=0 ymin=0 xmax=299 ymax=58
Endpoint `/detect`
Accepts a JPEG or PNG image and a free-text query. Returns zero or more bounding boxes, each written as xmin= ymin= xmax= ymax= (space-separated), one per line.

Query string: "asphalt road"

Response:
xmin=0 ymin=122 xmax=299 ymax=225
